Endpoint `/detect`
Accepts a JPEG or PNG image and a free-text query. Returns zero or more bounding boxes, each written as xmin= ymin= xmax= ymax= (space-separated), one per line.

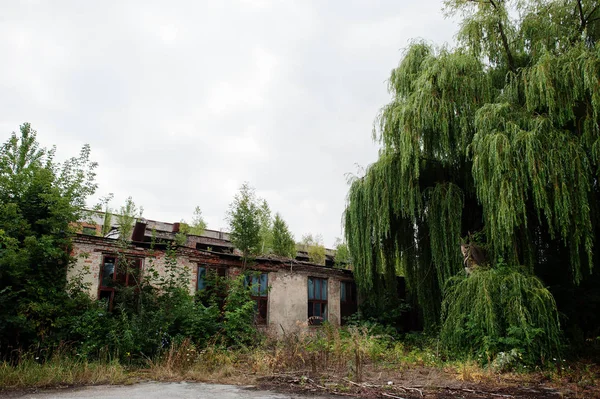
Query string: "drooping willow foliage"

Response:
xmin=344 ymin=0 xmax=600 ymax=338
xmin=441 ymin=266 xmax=561 ymax=364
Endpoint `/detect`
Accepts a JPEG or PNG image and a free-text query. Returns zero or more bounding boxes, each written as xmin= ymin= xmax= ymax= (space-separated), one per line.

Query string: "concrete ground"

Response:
xmin=9 ymin=382 xmax=331 ymax=399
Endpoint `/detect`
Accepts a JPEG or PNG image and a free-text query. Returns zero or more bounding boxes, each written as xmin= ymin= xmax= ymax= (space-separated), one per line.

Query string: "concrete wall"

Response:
xmin=266 ymin=268 xmax=346 ymax=334
xmin=267 ymin=271 xmax=308 ymax=334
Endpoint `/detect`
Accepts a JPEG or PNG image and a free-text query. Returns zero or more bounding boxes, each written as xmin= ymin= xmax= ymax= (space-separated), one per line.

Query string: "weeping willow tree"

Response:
xmin=441 ymin=266 xmax=561 ymax=364
xmin=345 ymin=0 xmax=600 ymax=345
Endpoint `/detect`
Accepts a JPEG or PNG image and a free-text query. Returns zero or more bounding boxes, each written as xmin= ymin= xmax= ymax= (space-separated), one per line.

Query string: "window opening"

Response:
xmin=340 ymin=281 xmax=357 ymax=325
xmin=245 ymin=273 xmax=268 ymax=324
xmin=197 ymin=265 xmax=227 ymax=291
xmin=98 ymin=255 xmax=142 ymax=310
xmin=308 ymin=277 xmax=328 ymax=325
xmin=197 ymin=264 xmax=228 ymax=309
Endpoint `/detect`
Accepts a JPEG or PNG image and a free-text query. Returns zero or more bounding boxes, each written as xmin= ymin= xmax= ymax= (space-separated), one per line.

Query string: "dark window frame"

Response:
xmin=197 ymin=264 xmax=227 ymax=291
xmin=98 ymin=254 xmax=143 ymax=310
xmin=340 ymin=281 xmax=358 ymax=325
xmin=245 ymin=272 xmax=269 ymax=325
xmin=197 ymin=264 xmax=228 ymax=310
xmin=308 ymin=277 xmax=328 ymax=326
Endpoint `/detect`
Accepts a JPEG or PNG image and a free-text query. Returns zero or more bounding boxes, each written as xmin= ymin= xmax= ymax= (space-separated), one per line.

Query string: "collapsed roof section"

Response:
xmin=77 ymin=210 xmax=343 ymax=269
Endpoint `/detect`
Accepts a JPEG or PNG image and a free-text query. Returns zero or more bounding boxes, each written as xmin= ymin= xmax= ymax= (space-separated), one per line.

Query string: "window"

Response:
xmin=197 ymin=265 xmax=228 ymax=309
xmin=340 ymin=281 xmax=358 ymax=325
xmin=98 ymin=255 xmax=142 ymax=310
xmin=308 ymin=277 xmax=328 ymax=325
xmin=245 ymin=273 xmax=268 ymax=325
xmin=197 ymin=265 xmax=227 ymax=291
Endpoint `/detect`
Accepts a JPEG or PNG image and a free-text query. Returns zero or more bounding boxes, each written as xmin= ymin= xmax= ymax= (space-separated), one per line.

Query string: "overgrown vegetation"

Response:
xmin=334 ymin=237 xmax=351 ymax=269
xmin=299 ymin=233 xmax=326 ymax=265
xmin=0 ymin=126 xmax=260 ymax=366
xmin=4 ymin=0 xmax=600 ymax=387
xmin=0 ymin=123 xmax=97 ymax=353
xmin=0 ymin=122 xmax=598 ymax=397
xmin=344 ymin=0 xmax=600 ymax=365
xmin=227 ymin=183 xmax=302 ymax=261
xmin=271 ymin=212 xmax=296 ymax=258
xmin=441 ymin=265 xmax=561 ymax=366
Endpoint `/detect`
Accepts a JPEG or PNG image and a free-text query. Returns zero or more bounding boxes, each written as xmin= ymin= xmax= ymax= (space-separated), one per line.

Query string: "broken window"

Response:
xmin=308 ymin=277 xmax=328 ymax=325
xmin=197 ymin=264 xmax=228 ymax=308
xmin=197 ymin=265 xmax=227 ymax=291
xmin=98 ymin=255 xmax=142 ymax=310
xmin=340 ymin=281 xmax=358 ymax=325
xmin=245 ymin=273 xmax=268 ymax=325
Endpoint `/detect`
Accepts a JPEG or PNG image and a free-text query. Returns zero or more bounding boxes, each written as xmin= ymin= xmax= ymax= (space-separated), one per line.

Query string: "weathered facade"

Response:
xmin=69 ymin=215 xmax=357 ymax=334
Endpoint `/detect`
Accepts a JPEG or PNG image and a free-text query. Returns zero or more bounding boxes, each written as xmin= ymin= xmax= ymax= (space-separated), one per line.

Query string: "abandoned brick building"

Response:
xmin=69 ymin=213 xmax=358 ymax=334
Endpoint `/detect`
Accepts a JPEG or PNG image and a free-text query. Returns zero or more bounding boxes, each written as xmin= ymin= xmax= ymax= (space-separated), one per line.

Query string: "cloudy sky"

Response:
xmin=1 ymin=0 xmax=458 ymax=247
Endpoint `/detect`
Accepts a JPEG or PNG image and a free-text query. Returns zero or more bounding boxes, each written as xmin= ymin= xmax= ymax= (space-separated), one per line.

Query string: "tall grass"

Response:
xmin=6 ymin=322 xmax=564 ymax=392
xmin=0 ymin=355 xmax=128 ymax=390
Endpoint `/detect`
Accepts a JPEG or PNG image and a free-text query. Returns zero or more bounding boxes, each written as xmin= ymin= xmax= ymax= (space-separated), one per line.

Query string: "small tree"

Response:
xmin=272 ymin=213 xmax=296 ymax=258
xmin=334 ymin=237 xmax=351 ymax=269
xmin=301 ymin=234 xmax=326 ymax=265
xmin=115 ymin=196 xmax=141 ymax=240
xmin=189 ymin=206 xmax=207 ymax=236
xmin=97 ymin=193 xmax=115 ymax=237
xmin=177 ymin=206 xmax=207 ymax=245
xmin=0 ymin=123 xmax=98 ymax=351
xmin=227 ymin=182 xmax=261 ymax=267
xmin=258 ymin=199 xmax=273 ymax=255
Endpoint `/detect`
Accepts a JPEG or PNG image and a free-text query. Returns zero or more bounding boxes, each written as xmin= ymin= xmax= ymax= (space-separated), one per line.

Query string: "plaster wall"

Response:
xmin=69 ymin=239 xmax=197 ymax=296
xmin=267 ymin=270 xmax=344 ymax=334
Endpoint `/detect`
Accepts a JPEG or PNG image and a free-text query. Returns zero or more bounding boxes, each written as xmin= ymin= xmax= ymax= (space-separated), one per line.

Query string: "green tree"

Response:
xmin=300 ymin=234 xmax=326 ymax=265
xmin=227 ymin=182 xmax=261 ymax=266
xmin=189 ymin=206 xmax=207 ymax=236
xmin=177 ymin=206 xmax=207 ymax=244
xmin=115 ymin=196 xmax=141 ymax=240
xmin=333 ymin=238 xmax=351 ymax=269
xmin=271 ymin=213 xmax=296 ymax=258
xmin=344 ymin=0 xmax=600 ymax=360
xmin=0 ymin=123 xmax=98 ymax=350
xmin=258 ymin=199 xmax=273 ymax=254
xmin=97 ymin=193 xmax=114 ymax=237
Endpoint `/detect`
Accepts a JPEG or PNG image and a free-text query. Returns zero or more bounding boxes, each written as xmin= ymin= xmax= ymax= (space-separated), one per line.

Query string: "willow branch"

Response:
xmin=586 ymin=4 xmax=599 ymax=21
xmin=489 ymin=0 xmax=516 ymax=73
xmin=577 ymin=0 xmax=586 ymax=31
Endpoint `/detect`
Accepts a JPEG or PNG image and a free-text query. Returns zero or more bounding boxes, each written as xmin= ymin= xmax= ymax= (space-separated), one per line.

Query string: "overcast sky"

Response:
xmin=1 ymin=0 xmax=458 ymax=247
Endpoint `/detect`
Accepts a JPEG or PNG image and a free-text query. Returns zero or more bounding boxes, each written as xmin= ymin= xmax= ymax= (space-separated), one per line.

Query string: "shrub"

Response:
xmin=441 ymin=264 xmax=561 ymax=367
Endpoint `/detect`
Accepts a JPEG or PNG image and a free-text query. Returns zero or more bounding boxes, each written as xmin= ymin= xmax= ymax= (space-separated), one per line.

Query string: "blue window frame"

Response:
xmin=308 ymin=277 xmax=327 ymax=325
xmin=245 ymin=273 xmax=269 ymax=324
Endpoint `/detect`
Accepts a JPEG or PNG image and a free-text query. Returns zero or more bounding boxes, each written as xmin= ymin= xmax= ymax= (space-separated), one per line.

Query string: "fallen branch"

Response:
xmin=343 ymin=378 xmax=363 ymax=387
xmin=397 ymin=385 xmax=423 ymax=397
xmin=382 ymin=393 xmax=406 ymax=399
xmin=343 ymin=378 xmax=423 ymax=397
xmin=306 ymin=378 xmax=326 ymax=390
xmin=442 ymin=386 xmax=514 ymax=398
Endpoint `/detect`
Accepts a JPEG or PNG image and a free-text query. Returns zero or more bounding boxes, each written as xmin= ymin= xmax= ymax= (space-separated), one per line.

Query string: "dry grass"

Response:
xmin=0 ymin=357 xmax=129 ymax=390
xmin=2 ymin=329 xmax=598 ymax=399
xmin=448 ymin=360 xmax=493 ymax=383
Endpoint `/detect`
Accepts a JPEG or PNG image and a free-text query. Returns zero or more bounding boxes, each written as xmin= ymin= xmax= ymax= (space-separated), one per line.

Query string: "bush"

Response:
xmin=441 ymin=264 xmax=562 ymax=367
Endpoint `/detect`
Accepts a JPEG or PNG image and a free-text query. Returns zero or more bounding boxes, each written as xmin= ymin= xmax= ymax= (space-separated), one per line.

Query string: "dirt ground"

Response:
xmin=254 ymin=364 xmax=600 ymax=398
xmin=1 ymin=363 xmax=598 ymax=399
